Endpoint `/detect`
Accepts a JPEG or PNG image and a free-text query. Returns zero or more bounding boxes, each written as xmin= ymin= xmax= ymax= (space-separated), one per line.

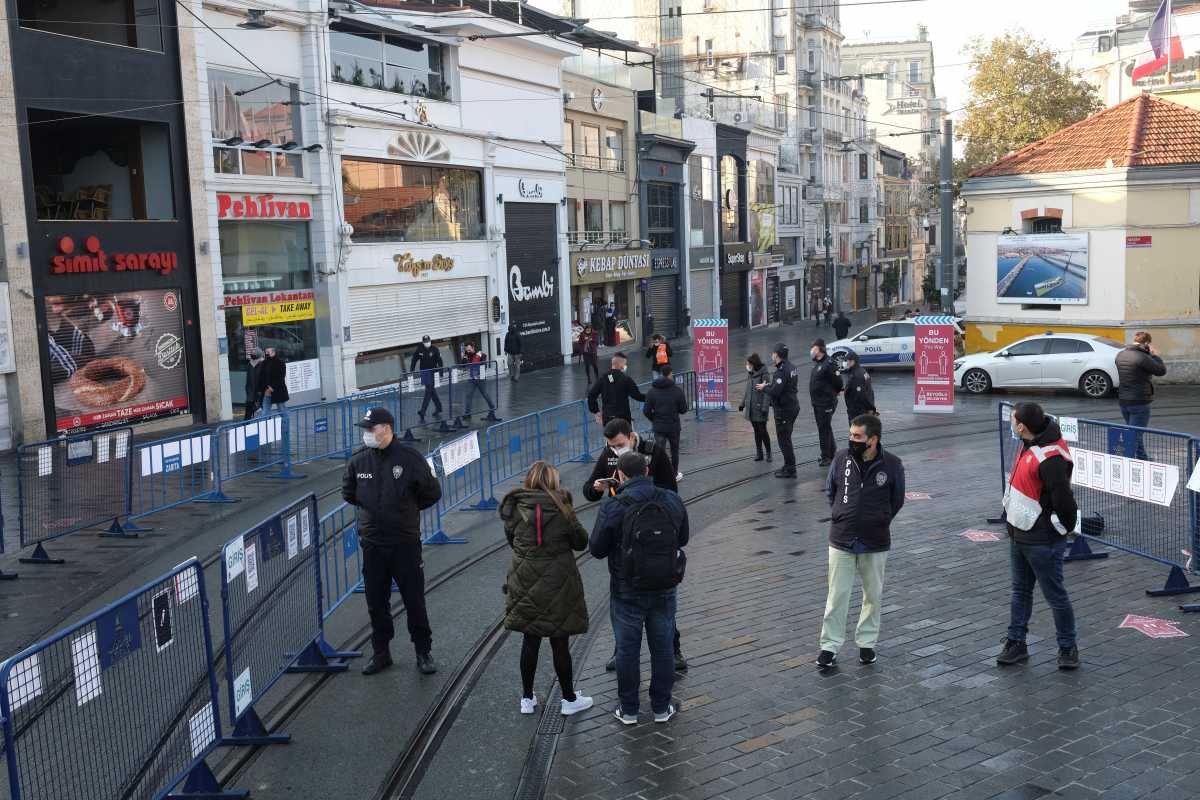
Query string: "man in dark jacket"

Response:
xmin=410 ymin=335 xmax=444 ymax=420
xmin=816 ymin=414 xmax=905 ymax=669
xmin=809 ymin=338 xmax=843 ymax=467
xmin=342 ymin=407 xmax=443 ymax=676
xmin=643 ymin=365 xmax=688 ymax=477
xmin=590 ymin=452 xmax=689 ymax=724
xmin=504 ymin=326 xmax=523 ymax=383
xmin=243 ymin=349 xmax=264 ymax=420
xmin=587 ymin=352 xmax=645 ymax=425
xmin=256 ymin=347 xmax=290 ymax=414
xmin=832 ymin=311 xmax=852 ymax=340
xmin=1114 ymin=331 xmax=1167 ymax=460
xmin=840 ymin=350 xmax=876 ymax=425
xmin=757 ymin=342 xmax=801 ymax=478
xmin=997 ymin=402 xmax=1080 ymax=671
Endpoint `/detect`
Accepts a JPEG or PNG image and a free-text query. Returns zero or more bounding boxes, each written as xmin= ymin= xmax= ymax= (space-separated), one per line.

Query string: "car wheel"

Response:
xmin=830 ymin=351 xmax=848 ymax=370
xmin=1080 ymin=370 xmax=1112 ymax=398
xmin=962 ymin=368 xmax=992 ymax=394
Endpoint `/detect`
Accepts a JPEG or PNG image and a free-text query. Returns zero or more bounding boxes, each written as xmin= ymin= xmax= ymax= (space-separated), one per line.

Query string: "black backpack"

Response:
xmin=618 ymin=491 xmax=686 ymax=591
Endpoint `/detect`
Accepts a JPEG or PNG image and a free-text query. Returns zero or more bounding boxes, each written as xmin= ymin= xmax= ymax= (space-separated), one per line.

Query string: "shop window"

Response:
xmin=610 ymin=201 xmax=627 ymax=237
xmin=720 ymin=154 xmax=740 ymax=242
xmin=210 ymin=70 xmax=303 ymax=179
xmin=330 ymin=27 xmax=449 ymax=101
xmin=1024 ymin=216 xmax=1062 ymax=234
xmin=647 ymin=182 xmax=676 ymax=250
xmin=584 ymin=200 xmax=604 ymax=242
xmin=605 ymin=128 xmax=625 ymax=172
xmin=689 ymin=155 xmax=714 ymax=247
xmin=30 ymin=110 xmax=174 ymax=221
xmin=17 ymin=0 xmax=162 ymax=51
xmin=342 ymin=158 xmax=484 ymax=242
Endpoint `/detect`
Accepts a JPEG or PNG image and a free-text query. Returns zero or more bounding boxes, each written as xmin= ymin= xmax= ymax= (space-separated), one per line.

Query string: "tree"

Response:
xmin=958 ymin=31 xmax=1101 ymax=177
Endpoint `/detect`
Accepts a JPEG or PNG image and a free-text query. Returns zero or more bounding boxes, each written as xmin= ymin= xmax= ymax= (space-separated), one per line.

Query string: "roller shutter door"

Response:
xmin=720 ymin=269 xmax=742 ymax=328
xmin=647 ymin=275 xmax=678 ymax=339
xmin=690 ymin=269 xmax=714 ymax=320
xmin=349 ymin=278 xmax=488 ymax=353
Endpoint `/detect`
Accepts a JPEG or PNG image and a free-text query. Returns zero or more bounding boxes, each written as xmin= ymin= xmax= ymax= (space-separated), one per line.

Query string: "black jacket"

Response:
xmin=244 ymin=360 xmax=262 ymax=405
xmin=643 ymin=377 xmax=688 ymax=434
xmin=256 ymin=355 xmax=289 ymax=404
xmin=410 ymin=344 xmax=443 ymax=373
xmin=587 ymin=369 xmax=645 ymax=422
xmin=740 ymin=366 xmax=771 ymax=423
xmin=1115 ymin=345 xmax=1166 ymax=405
xmin=833 ymin=315 xmax=852 ymax=340
xmin=825 ymin=446 xmax=906 ymax=552
xmin=809 ymin=356 xmax=842 ymax=409
xmin=504 ymin=329 xmax=523 ymax=355
xmin=1007 ymin=422 xmax=1079 ymax=546
xmin=342 ymin=440 xmax=441 ymax=546
xmin=764 ymin=358 xmax=801 ymax=416
xmin=646 ymin=341 xmax=673 ymax=370
xmin=582 ymin=434 xmax=677 ymax=502
xmin=589 ymin=476 xmax=689 ymax=592
xmin=842 ymin=365 xmax=876 ymax=417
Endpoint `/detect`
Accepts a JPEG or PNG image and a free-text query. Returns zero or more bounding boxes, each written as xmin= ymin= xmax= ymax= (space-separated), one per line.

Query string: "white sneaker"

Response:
xmin=654 ymin=702 xmax=679 ymax=723
xmin=561 ymin=694 xmax=594 ymax=716
xmin=676 ymin=471 xmax=684 ymax=481
xmin=520 ymin=693 xmax=538 ymax=715
xmin=613 ymin=707 xmax=638 ymax=725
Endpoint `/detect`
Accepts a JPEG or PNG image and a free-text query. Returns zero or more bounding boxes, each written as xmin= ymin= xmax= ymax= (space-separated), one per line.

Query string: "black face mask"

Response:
xmin=848 ymin=439 xmax=870 ymax=459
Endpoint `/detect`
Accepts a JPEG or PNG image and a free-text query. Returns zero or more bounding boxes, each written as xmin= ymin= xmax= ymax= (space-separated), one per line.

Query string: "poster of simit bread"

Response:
xmin=45 ymin=289 xmax=190 ymax=433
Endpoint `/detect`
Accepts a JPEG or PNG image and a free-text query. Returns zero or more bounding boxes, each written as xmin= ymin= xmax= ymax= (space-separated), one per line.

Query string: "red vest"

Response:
xmin=1003 ymin=438 xmax=1072 ymax=531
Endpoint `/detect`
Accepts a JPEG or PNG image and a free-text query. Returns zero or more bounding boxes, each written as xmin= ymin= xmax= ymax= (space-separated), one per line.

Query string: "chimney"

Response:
xmin=918 ymin=24 xmax=928 ymax=41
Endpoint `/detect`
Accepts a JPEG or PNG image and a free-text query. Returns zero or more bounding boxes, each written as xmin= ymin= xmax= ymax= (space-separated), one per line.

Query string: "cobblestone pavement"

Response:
xmin=546 ymin=434 xmax=1200 ymax=800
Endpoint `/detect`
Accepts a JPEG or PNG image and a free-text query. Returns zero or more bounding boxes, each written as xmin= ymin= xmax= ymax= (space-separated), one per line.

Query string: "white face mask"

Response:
xmin=362 ymin=431 xmax=381 ymax=449
xmin=612 ymin=444 xmax=632 ymax=457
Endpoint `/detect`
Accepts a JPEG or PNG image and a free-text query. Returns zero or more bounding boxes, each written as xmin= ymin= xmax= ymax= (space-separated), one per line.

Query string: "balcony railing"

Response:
xmin=566 ymin=153 xmax=625 ymax=172
xmin=567 ymin=230 xmax=633 ymax=247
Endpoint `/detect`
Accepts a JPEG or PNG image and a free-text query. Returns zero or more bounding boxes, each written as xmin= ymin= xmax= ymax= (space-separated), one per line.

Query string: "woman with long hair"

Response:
xmin=499 ymin=461 xmax=593 ymax=716
xmin=739 ymin=353 xmax=772 ymax=461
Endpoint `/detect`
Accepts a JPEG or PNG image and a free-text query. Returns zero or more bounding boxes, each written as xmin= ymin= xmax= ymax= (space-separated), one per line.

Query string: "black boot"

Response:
xmin=996 ymin=639 xmax=1028 ymax=666
xmin=754 ymin=450 xmax=764 ymax=462
xmin=765 ymin=450 xmax=773 ymax=462
xmin=774 ymin=466 xmax=796 ymax=478
xmin=416 ymin=651 xmax=438 ymax=675
xmin=362 ymin=652 xmax=393 ymax=675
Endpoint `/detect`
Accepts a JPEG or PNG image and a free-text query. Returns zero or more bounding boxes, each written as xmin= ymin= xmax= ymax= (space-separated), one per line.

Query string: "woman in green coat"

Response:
xmin=499 ymin=460 xmax=593 ymax=717
xmin=739 ymin=353 xmax=772 ymax=461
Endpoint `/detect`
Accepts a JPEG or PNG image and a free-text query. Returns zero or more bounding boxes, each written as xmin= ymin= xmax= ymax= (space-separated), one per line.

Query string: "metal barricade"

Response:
xmin=446 ymin=361 xmax=500 ymax=428
xmin=0 ymin=477 xmax=13 ymax=580
xmin=17 ymin=427 xmax=139 ymax=564
xmin=538 ymin=400 xmax=593 ymax=467
xmin=394 ymin=368 xmax=451 ymax=435
xmin=130 ymin=430 xmax=216 ymax=520
xmin=696 ymin=367 xmax=728 ymax=412
xmin=209 ymin=414 xmax=300 ymax=502
xmin=287 ymin=399 xmax=352 ymax=465
xmin=217 ymin=493 xmax=358 ymax=745
xmin=0 ymin=558 xmax=245 ymax=799
xmin=318 ymin=502 xmax=362 ymax=620
xmin=481 ymin=413 xmax=542 ymax=506
xmin=671 ymin=370 xmax=700 ymax=420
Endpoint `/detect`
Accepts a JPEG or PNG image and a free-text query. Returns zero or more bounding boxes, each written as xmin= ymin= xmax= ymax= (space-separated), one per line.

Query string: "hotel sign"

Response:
xmin=571 ymin=249 xmax=651 ymax=285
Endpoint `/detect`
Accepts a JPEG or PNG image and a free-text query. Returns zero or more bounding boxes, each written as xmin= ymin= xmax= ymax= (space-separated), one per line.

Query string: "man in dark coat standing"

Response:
xmin=410 ymin=335 xmax=444 ymax=421
xmin=809 ymin=338 xmax=843 ymax=467
xmin=256 ymin=347 xmax=290 ymax=414
xmin=504 ymin=326 xmax=523 ymax=383
xmin=833 ymin=311 xmax=852 ymax=340
xmin=758 ymin=342 xmax=800 ymax=478
xmin=243 ymin=348 xmax=264 ymax=420
xmin=587 ymin=352 xmax=645 ymax=425
xmin=1114 ymin=331 xmax=1167 ymax=460
xmin=643 ymin=364 xmax=688 ymax=478
xmin=840 ymin=350 xmax=876 ymax=426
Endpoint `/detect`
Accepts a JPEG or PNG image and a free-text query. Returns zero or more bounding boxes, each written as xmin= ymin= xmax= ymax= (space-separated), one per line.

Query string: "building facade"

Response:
xmin=879 ymin=145 xmax=912 ymax=306
xmin=684 ymin=116 xmax=720 ymax=321
xmin=639 ymin=110 xmax=695 ymax=340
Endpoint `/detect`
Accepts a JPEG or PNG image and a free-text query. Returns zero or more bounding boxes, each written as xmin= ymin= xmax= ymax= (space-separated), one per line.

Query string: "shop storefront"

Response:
xmin=716 ymin=124 xmax=749 ymax=329
xmin=720 ymin=243 xmax=752 ymax=330
xmin=648 ymin=252 xmax=682 ymax=339
xmin=688 ymin=247 xmax=717 ymax=320
xmin=217 ymin=193 xmax=321 ymax=407
xmin=570 ymin=248 xmax=651 ymax=347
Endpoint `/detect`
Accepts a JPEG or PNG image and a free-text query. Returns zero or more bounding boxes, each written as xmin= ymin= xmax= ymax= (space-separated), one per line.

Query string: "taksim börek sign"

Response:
xmin=913 ymin=316 xmax=955 ymax=414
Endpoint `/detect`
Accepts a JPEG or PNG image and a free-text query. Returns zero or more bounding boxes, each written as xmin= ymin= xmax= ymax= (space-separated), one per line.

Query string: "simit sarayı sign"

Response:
xmin=217 ymin=193 xmax=313 ymax=221
xmin=51 ymin=235 xmax=178 ymax=276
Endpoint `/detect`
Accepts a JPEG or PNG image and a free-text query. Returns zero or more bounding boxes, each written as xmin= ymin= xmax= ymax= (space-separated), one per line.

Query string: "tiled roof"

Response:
xmin=969 ymin=93 xmax=1200 ymax=178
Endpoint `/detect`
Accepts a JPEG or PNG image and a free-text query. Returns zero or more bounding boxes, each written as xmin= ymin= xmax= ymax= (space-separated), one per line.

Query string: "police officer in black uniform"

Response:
xmin=758 ymin=342 xmax=800 ymax=478
xmin=840 ymin=349 xmax=877 ymax=427
xmin=809 ymin=338 xmax=843 ymax=467
xmin=343 ymin=407 xmax=442 ymax=676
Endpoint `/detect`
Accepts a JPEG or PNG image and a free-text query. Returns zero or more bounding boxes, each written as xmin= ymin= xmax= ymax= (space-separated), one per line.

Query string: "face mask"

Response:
xmin=1011 ymin=423 xmax=1021 ymax=440
xmin=612 ymin=445 xmax=631 ymax=457
xmin=848 ymin=439 xmax=869 ymax=459
xmin=811 ymin=350 xmax=820 ymax=361
xmin=362 ymin=431 xmax=380 ymax=449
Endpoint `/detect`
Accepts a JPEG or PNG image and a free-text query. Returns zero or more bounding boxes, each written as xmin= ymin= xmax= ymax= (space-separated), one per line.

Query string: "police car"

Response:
xmin=828 ymin=319 xmax=961 ymax=370
xmin=952 ymin=332 xmax=1122 ymax=398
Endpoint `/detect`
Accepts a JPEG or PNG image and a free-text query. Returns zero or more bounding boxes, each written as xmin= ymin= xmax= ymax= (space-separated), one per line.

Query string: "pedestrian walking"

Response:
xmin=504 ymin=326 xmax=523 ymax=383
xmin=410 ymin=335 xmax=444 ymax=421
xmin=590 ymin=452 xmax=689 ymax=725
xmin=832 ymin=311 xmax=852 ymax=340
xmin=586 ymin=352 xmax=645 ymax=425
xmin=579 ymin=323 xmax=601 ymax=384
xmin=997 ymin=402 xmax=1081 ymax=670
xmin=739 ymin=353 xmax=772 ymax=462
xmin=840 ymin=350 xmax=876 ymax=426
xmin=243 ymin=349 xmax=264 ymax=420
xmin=499 ymin=461 xmax=594 ymax=717
xmin=604 ymin=302 xmax=617 ymax=346
xmin=581 ymin=419 xmax=684 ymax=672
xmin=342 ymin=407 xmax=442 ymax=676
xmin=758 ymin=343 xmax=800 ymax=478
xmin=256 ymin=346 xmax=289 ymax=415
xmin=645 ymin=334 xmax=672 ymax=377
xmin=643 ymin=364 xmax=688 ymax=479
xmin=823 ymin=297 xmax=833 ymax=326
xmin=816 ymin=414 xmax=905 ymax=669
xmin=1114 ymin=331 xmax=1167 ymax=460
xmin=460 ymin=342 xmax=497 ymax=421
xmin=809 ymin=338 xmax=842 ymax=466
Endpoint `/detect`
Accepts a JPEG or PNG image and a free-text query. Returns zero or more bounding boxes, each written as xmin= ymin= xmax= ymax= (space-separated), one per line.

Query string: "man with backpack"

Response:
xmin=590 ymin=452 xmax=689 ymax=725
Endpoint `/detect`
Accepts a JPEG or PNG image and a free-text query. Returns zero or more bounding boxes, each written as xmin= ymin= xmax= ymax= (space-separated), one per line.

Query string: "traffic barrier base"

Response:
xmin=0 ymin=568 xmax=16 ymax=580
xmin=1063 ymin=535 xmax=1108 ymax=563
xmin=1147 ymin=565 xmax=1200 ymax=597
xmin=422 ymin=529 xmax=467 ymax=545
xmin=165 ymin=762 xmax=249 ymax=799
xmin=18 ymin=541 xmax=64 ymax=564
xmin=220 ymin=708 xmax=290 ymax=747
xmin=286 ymin=638 xmax=353 ymax=674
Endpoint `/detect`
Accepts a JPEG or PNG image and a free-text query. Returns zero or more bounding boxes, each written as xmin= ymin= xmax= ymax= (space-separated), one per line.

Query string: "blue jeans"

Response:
xmin=463 ymin=378 xmax=494 ymax=415
xmin=611 ymin=588 xmax=676 ymax=715
xmin=260 ymin=394 xmax=286 ymax=416
xmin=1008 ymin=538 xmax=1076 ymax=648
xmin=1119 ymin=403 xmax=1151 ymax=460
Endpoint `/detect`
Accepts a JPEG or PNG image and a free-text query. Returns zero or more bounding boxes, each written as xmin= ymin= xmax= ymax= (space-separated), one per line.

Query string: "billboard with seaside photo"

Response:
xmin=995 ymin=233 xmax=1089 ymax=305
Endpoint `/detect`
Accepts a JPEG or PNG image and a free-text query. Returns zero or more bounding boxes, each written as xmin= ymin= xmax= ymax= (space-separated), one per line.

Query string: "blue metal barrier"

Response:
xmin=1 ymin=475 xmax=14 ymax=581
xmin=696 ymin=367 xmax=727 ymax=413
xmin=17 ymin=427 xmax=140 ymax=564
xmin=130 ymin=430 xmax=216 ymax=520
xmin=482 ymin=413 xmax=541 ymax=506
xmin=395 ymin=368 xmax=451 ymax=435
xmin=217 ymin=494 xmax=358 ymax=746
xmin=446 ymin=361 xmax=500 ymax=428
xmin=539 ymin=400 xmax=592 ymax=467
xmin=288 ymin=399 xmax=352 ymax=464
xmin=209 ymin=414 xmax=301 ymax=502
xmin=318 ymin=503 xmax=362 ymax=619
xmin=0 ymin=558 xmax=246 ymax=799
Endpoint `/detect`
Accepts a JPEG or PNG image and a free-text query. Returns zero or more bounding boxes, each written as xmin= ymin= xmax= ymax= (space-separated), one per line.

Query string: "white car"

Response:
xmin=953 ymin=333 xmax=1122 ymax=398
xmin=829 ymin=320 xmax=962 ymax=369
